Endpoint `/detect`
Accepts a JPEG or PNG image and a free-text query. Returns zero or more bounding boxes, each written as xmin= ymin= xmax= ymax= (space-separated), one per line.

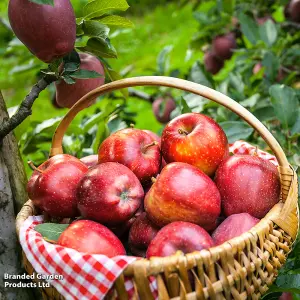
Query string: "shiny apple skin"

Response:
xmin=161 ymin=113 xmax=229 ymax=176
xmin=146 ymin=221 xmax=214 ymax=258
xmin=27 ymin=154 xmax=88 ymax=217
xmin=77 ymin=162 xmax=144 ymax=225
xmin=212 ymin=213 xmax=259 ymax=245
xmin=129 ymin=212 xmax=159 ymax=257
xmin=143 ymin=129 xmax=167 ymax=169
xmin=80 ymin=155 xmax=98 ymax=168
xmin=215 ymin=155 xmax=281 ymax=218
xmin=57 ymin=220 xmax=126 ymax=257
xmin=144 ymin=162 xmax=221 ymax=231
xmin=98 ymin=128 xmax=161 ymax=184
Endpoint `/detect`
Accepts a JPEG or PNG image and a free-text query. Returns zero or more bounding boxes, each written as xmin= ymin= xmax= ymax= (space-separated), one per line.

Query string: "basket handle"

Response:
xmin=50 ymin=76 xmax=297 ymax=237
xmin=50 ymin=76 xmax=289 ymax=167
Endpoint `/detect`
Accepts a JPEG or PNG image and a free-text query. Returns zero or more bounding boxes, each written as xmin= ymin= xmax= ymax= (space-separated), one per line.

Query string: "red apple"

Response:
xmin=98 ymin=128 xmax=161 ymax=185
xmin=212 ymin=213 xmax=259 ymax=245
xmin=27 ymin=154 xmax=88 ymax=217
xmin=8 ymin=0 xmax=76 ymax=63
xmin=57 ymin=220 xmax=126 ymax=257
xmin=56 ymin=53 xmax=105 ymax=108
xmin=161 ymin=113 xmax=229 ymax=176
xmin=77 ymin=162 xmax=144 ymax=225
xmin=204 ymin=51 xmax=224 ymax=74
xmin=286 ymin=0 xmax=300 ymax=22
xmin=215 ymin=155 xmax=281 ymax=218
xmin=143 ymin=129 xmax=167 ymax=169
xmin=212 ymin=33 xmax=237 ymax=60
xmin=152 ymin=96 xmax=176 ymax=124
xmin=279 ymin=293 xmax=293 ymax=300
xmin=109 ymin=204 xmax=144 ymax=239
xmin=129 ymin=212 xmax=159 ymax=257
xmin=146 ymin=221 xmax=214 ymax=258
xmin=80 ymin=155 xmax=98 ymax=168
xmin=144 ymin=162 xmax=221 ymax=231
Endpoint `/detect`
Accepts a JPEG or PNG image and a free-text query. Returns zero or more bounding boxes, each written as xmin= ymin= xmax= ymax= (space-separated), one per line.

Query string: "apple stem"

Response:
xmin=142 ymin=141 xmax=158 ymax=152
xmin=151 ymin=177 xmax=157 ymax=183
xmin=253 ymin=147 xmax=259 ymax=156
xmin=28 ymin=161 xmax=44 ymax=173
xmin=178 ymin=129 xmax=189 ymax=135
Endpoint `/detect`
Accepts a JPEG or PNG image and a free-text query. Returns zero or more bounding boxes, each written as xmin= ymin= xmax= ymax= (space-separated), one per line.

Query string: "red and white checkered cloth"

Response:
xmin=19 ymin=141 xmax=278 ymax=300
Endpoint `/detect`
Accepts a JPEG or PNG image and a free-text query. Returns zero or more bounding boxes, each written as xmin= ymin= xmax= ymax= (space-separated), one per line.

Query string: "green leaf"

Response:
xmin=62 ymin=75 xmax=76 ymax=85
xmin=98 ymin=15 xmax=134 ymax=28
xmin=291 ymin=112 xmax=300 ymax=137
xmin=82 ymin=21 xmax=110 ymax=39
xmin=29 ymin=0 xmax=54 ymax=5
xmin=238 ymin=13 xmax=259 ymax=45
xmin=83 ymin=0 xmax=130 ymax=19
xmin=220 ymin=121 xmax=254 ymax=143
xmin=269 ymin=85 xmax=298 ymax=129
xmin=77 ymin=37 xmax=117 ymax=58
xmin=239 ymin=94 xmax=260 ymax=108
xmin=35 ymin=223 xmax=69 ymax=242
xmin=189 ymin=61 xmax=213 ymax=88
xmin=70 ymin=69 xmax=103 ymax=79
xmin=157 ymin=45 xmax=173 ymax=75
xmin=179 ymin=96 xmax=192 ymax=114
xmin=92 ymin=122 xmax=109 ymax=153
xmin=259 ymin=19 xmax=278 ymax=47
xmin=262 ymin=52 xmax=279 ymax=81
xmin=276 ymin=274 xmax=300 ymax=292
xmin=63 ymin=50 xmax=81 ymax=72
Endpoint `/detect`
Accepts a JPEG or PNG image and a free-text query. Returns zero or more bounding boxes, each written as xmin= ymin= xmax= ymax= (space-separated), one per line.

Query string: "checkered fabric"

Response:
xmin=19 ymin=141 xmax=278 ymax=300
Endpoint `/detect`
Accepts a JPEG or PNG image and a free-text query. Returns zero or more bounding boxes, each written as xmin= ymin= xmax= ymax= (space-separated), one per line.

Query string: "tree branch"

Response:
xmin=0 ymin=74 xmax=57 ymax=140
xmin=281 ymin=21 xmax=300 ymax=30
xmin=128 ymin=88 xmax=154 ymax=102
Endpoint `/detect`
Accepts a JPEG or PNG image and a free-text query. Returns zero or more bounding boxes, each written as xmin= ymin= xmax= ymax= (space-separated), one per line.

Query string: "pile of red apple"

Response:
xmin=28 ymin=112 xmax=281 ymax=258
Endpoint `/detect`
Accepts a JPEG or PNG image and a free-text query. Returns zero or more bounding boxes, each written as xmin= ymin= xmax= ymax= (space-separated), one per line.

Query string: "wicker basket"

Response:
xmin=16 ymin=76 xmax=299 ymax=300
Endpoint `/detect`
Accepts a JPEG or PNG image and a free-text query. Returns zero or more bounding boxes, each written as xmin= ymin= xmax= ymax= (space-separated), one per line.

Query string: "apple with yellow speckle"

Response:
xmin=161 ymin=113 xmax=229 ymax=177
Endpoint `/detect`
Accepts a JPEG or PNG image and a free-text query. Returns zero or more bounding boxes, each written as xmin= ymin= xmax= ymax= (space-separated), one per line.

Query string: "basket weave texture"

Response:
xmin=16 ymin=77 xmax=299 ymax=300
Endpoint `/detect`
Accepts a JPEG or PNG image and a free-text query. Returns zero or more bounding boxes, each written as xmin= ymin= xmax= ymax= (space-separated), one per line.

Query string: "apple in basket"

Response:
xmin=27 ymin=154 xmax=88 ymax=218
xmin=80 ymin=154 xmax=98 ymax=168
xmin=212 ymin=213 xmax=259 ymax=245
xmin=161 ymin=113 xmax=229 ymax=176
xmin=215 ymin=155 xmax=281 ymax=218
xmin=77 ymin=162 xmax=144 ymax=225
xmin=144 ymin=162 xmax=221 ymax=231
xmin=128 ymin=212 xmax=159 ymax=257
xmin=143 ymin=129 xmax=167 ymax=169
xmin=57 ymin=220 xmax=126 ymax=256
xmin=146 ymin=222 xmax=214 ymax=258
xmin=98 ymin=128 xmax=161 ymax=185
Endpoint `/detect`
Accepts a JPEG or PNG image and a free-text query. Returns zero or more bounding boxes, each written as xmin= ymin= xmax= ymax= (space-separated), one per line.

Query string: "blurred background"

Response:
xmin=0 ymin=0 xmax=300 ymax=298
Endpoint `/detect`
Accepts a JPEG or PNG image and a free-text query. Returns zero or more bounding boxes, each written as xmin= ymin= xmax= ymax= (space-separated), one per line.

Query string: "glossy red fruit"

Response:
xmin=215 ymin=155 xmax=281 ymax=218
xmin=56 ymin=53 xmax=105 ymax=108
xmin=80 ymin=155 xmax=98 ymax=168
xmin=161 ymin=113 xmax=229 ymax=176
xmin=57 ymin=220 xmax=126 ymax=257
xmin=98 ymin=128 xmax=161 ymax=185
xmin=129 ymin=212 xmax=159 ymax=257
xmin=8 ymin=0 xmax=76 ymax=63
xmin=286 ymin=0 xmax=300 ymax=22
xmin=212 ymin=33 xmax=237 ymax=60
xmin=204 ymin=51 xmax=224 ymax=74
xmin=144 ymin=162 xmax=221 ymax=231
xmin=109 ymin=204 xmax=144 ymax=239
xmin=143 ymin=129 xmax=167 ymax=169
xmin=152 ymin=96 xmax=176 ymax=124
xmin=212 ymin=213 xmax=259 ymax=245
xmin=27 ymin=154 xmax=88 ymax=217
xmin=77 ymin=162 xmax=144 ymax=225
xmin=146 ymin=222 xmax=214 ymax=258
